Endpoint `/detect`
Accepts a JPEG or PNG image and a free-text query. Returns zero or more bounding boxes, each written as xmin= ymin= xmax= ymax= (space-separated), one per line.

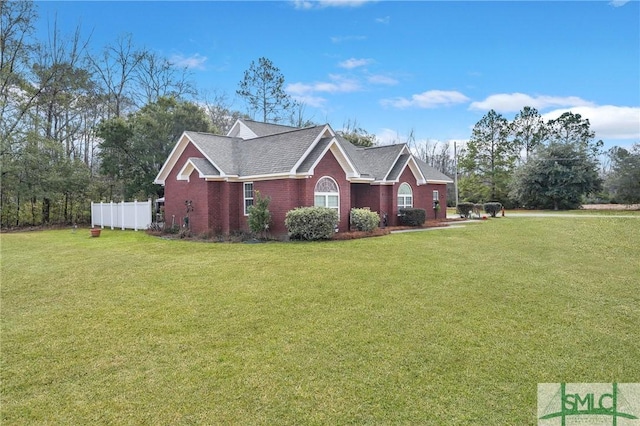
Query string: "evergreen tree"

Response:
xmin=459 ymin=110 xmax=517 ymax=204
xmin=236 ymin=57 xmax=293 ymax=123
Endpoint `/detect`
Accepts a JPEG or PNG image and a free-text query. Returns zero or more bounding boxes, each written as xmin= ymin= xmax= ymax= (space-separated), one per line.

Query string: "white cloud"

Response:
xmin=609 ymin=0 xmax=630 ymax=7
xmin=330 ymin=35 xmax=367 ymax=43
xmin=470 ymin=93 xmax=594 ymax=112
xmin=376 ymin=128 xmax=405 ymax=145
xmin=292 ymin=94 xmax=327 ymax=108
xmin=339 ymin=58 xmax=373 ymax=69
xmin=542 ymin=105 xmax=640 ymax=140
xmin=381 ymin=90 xmax=470 ymax=109
xmin=375 ymin=16 xmax=390 ymax=24
xmin=169 ymin=53 xmax=207 ymax=70
xmin=286 ymin=74 xmax=361 ymax=96
xmin=293 ymin=0 xmax=374 ymax=9
xmin=367 ymin=74 xmax=398 ymax=86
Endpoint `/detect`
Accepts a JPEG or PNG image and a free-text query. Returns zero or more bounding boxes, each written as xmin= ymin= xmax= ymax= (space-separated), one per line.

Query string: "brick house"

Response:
xmin=154 ymin=119 xmax=453 ymax=236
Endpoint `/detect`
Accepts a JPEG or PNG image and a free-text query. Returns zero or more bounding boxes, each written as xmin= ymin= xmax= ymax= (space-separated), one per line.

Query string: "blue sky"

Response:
xmin=35 ymin=1 xmax=639 ymax=150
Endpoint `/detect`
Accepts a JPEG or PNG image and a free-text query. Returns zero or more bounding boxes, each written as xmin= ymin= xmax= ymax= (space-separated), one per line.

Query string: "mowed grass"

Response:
xmin=2 ymin=217 xmax=639 ymax=424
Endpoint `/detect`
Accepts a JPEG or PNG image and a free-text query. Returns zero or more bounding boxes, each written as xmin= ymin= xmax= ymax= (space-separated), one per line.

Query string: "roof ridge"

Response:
xmin=240 ymin=124 xmax=326 ymax=142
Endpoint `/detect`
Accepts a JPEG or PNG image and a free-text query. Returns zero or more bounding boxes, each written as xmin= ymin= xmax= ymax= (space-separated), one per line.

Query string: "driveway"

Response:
xmin=447 ymin=212 xmax=640 ymax=219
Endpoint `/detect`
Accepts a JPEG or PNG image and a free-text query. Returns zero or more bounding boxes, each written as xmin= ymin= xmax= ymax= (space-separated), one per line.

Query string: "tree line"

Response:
xmin=457 ymin=107 xmax=639 ymax=209
xmin=2 ymin=2 xmax=637 ymax=228
xmin=1 ymin=2 xmax=258 ymax=228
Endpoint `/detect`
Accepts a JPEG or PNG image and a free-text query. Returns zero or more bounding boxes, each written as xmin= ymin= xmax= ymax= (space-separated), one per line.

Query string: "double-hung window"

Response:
xmin=244 ymin=182 xmax=254 ymax=215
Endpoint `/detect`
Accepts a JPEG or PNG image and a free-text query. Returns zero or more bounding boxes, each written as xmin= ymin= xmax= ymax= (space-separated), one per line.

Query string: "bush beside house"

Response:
xmin=398 ymin=208 xmax=426 ymax=226
xmin=349 ymin=208 xmax=380 ymax=232
xmin=285 ymin=207 xmax=339 ymax=241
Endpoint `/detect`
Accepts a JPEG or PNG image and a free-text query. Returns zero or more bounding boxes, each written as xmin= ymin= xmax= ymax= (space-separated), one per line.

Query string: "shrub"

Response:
xmin=285 ymin=207 xmax=338 ymax=240
xmin=398 ymin=208 xmax=426 ymax=226
xmin=456 ymin=202 xmax=474 ymax=218
xmin=350 ymin=208 xmax=380 ymax=232
xmin=247 ymin=190 xmax=272 ymax=238
xmin=483 ymin=202 xmax=502 ymax=218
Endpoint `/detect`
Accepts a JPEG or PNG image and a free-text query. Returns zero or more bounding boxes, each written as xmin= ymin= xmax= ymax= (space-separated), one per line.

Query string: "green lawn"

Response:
xmin=2 ymin=217 xmax=639 ymax=424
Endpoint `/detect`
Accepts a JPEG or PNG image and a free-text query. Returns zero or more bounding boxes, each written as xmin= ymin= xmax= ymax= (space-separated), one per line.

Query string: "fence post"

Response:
xmin=121 ymin=201 xmax=125 ymax=230
xmin=100 ymin=202 xmax=104 ymax=229
xmin=134 ymin=199 xmax=138 ymax=231
xmin=110 ymin=201 xmax=114 ymax=230
xmin=91 ymin=201 xmax=94 ymax=228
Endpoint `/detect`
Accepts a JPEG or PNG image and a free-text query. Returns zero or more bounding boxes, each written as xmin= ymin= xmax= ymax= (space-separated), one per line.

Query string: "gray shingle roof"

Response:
xmin=386 ymin=153 xmax=411 ymax=181
xmin=358 ymin=145 xmax=406 ymax=181
xmin=415 ymin=158 xmax=454 ymax=183
xmin=296 ymin=137 xmax=332 ymax=174
xmin=188 ymin=125 xmax=325 ymax=176
xmin=241 ymin=120 xmax=300 ymax=137
xmin=189 ymin=157 xmax=219 ymax=176
xmin=238 ymin=126 xmax=325 ymax=175
xmin=185 ymin=131 xmax=240 ymax=175
xmin=179 ymin=120 xmax=453 ymax=183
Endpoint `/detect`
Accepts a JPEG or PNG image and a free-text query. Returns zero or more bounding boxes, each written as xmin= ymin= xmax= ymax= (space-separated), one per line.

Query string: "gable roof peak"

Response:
xmin=227 ymin=118 xmax=308 ymax=139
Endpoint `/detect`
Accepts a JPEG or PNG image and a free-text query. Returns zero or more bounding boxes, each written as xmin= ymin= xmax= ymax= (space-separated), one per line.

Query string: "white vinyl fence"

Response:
xmin=91 ymin=199 xmax=152 ymax=231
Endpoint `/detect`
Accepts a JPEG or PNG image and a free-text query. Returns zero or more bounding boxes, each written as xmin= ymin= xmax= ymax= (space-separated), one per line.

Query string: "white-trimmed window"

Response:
xmin=314 ymin=177 xmax=339 ymax=216
xmin=244 ymin=182 xmax=254 ymax=215
xmin=433 ymin=190 xmax=439 ymax=202
xmin=398 ymin=183 xmax=413 ymax=209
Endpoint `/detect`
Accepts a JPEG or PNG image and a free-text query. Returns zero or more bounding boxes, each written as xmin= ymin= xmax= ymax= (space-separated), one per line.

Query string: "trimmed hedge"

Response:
xmin=285 ymin=207 xmax=338 ymax=240
xmin=456 ymin=202 xmax=474 ymax=218
xmin=350 ymin=208 xmax=380 ymax=232
xmin=483 ymin=202 xmax=503 ymax=218
xmin=398 ymin=208 xmax=426 ymax=226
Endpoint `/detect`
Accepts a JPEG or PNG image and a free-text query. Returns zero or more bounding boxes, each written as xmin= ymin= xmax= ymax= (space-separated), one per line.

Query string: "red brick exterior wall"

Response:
xmin=249 ymin=179 xmax=302 ymax=236
xmin=163 ymin=142 xmax=448 ymax=236
xmin=164 ymin=143 xmax=211 ymax=235
xmin=303 ymin=150 xmax=351 ymax=232
xmin=426 ymin=183 xmax=446 ymax=220
xmin=390 ymin=167 xmax=448 ymax=224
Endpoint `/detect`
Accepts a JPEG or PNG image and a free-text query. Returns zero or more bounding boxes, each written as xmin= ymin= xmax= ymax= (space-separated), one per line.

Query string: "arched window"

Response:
xmin=397 ymin=183 xmax=413 ymax=209
xmin=314 ymin=177 xmax=339 ymax=216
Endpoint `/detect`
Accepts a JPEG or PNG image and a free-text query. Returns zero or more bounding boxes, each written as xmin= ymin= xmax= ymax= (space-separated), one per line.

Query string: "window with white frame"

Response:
xmin=244 ymin=182 xmax=254 ymax=215
xmin=398 ymin=183 xmax=413 ymax=209
xmin=433 ymin=190 xmax=439 ymax=201
xmin=314 ymin=177 xmax=339 ymax=216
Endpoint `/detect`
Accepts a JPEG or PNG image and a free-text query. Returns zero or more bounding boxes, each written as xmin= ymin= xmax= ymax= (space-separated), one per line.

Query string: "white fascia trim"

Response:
xmin=154 ymin=133 xmax=228 ymax=184
xmin=176 ymin=161 xmax=194 ymax=182
xmin=177 ymin=158 xmax=221 ymax=182
xmin=407 ymin=157 xmax=427 ymax=185
xmin=226 ymin=119 xmax=242 ymax=137
xmin=225 ymin=173 xmax=300 ymax=182
xmin=289 ymin=124 xmax=336 ymax=174
xmin=382 ymin=149 xmax=427 ymax=185
xmin=383 ymin=152 xmax=410 ymax=182
xmin=382 ymin=145 xmax=409 ymax=182
xmin=349 ymin=177 xmax=376 ymax=183
xmin=188 ymin=141 xmax=228 ymax=179
xmin=426 ymin=179 xmax=454 ymax=184
xmin=307 ymin=138 xmax=360 ymax=180
xmin=155 ymin=132 xmax=190 ymax=185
